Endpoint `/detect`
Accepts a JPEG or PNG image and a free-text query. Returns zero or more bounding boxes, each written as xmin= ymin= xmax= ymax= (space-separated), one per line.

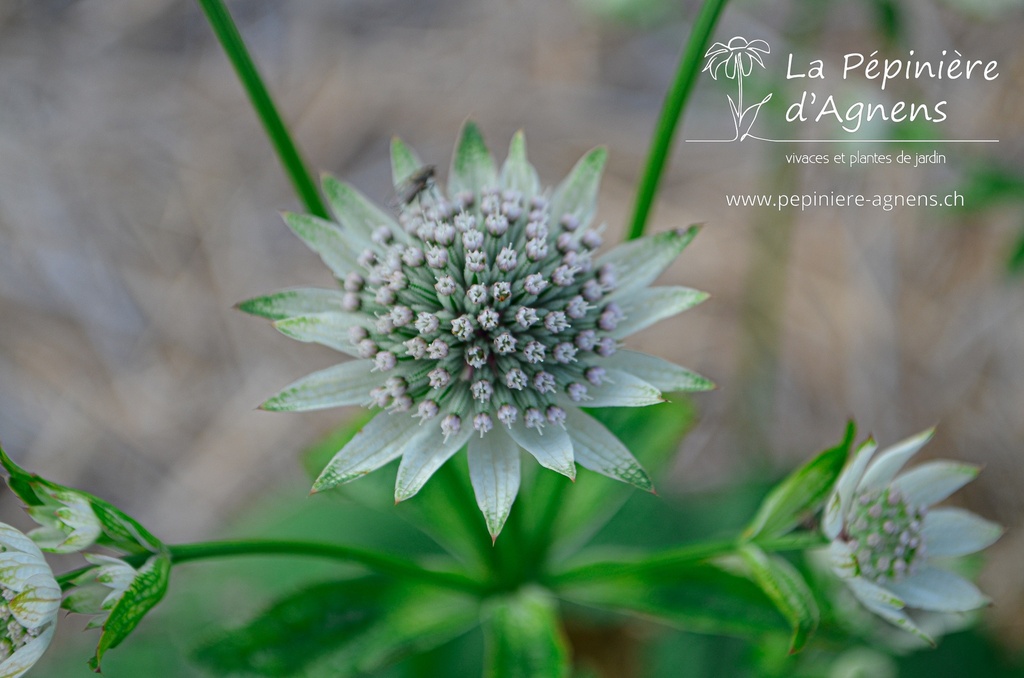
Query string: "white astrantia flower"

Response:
xmin=25 ymin=486 xmax=102 ymax=554
xmin=0 ymin=523 xmax=60 ymax=677
xmin=63 ymin=555 xmax=136 ymax=630
xmin=240 ymin=123 xmax=712 ymax=539
xmin=822 ymin=429 xmax=1002 ymax=644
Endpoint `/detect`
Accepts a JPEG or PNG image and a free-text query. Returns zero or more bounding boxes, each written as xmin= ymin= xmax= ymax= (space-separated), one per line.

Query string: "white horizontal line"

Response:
xmin=685 ymin=138 xmax=999 ymax=143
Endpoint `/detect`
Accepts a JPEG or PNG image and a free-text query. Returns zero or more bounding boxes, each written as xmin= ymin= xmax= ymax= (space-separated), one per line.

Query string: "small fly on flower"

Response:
xmin=389 ymin=165 xmax=437 ymax=209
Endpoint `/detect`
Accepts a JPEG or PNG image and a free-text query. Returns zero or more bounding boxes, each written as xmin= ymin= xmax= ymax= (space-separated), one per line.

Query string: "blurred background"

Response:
xmin=1 ymin=0 xmax=1022 ymax=674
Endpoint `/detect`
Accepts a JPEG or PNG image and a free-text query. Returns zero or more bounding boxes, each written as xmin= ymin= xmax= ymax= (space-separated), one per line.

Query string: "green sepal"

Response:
xmin=736 ymin=545 xmax=819 ymax=654
xmin=89 ymin=552 xmax=172 ymax=671
xmin=483 ymin=586 xmax=570 ymax=678
xmin=744 ymin=421 xmax=855 ymax=540
xmin=0 ymin=446 xmax=162 ymax=555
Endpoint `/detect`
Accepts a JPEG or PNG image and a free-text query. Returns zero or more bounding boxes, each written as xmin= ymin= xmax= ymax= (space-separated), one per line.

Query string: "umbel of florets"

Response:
xmin=240 ymin=122 xmax=712 ymax=538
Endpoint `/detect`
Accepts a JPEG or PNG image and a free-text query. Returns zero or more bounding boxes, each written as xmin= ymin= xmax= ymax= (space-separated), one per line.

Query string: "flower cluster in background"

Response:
xmin=823 ymin=430 xmax=1002 ymax=643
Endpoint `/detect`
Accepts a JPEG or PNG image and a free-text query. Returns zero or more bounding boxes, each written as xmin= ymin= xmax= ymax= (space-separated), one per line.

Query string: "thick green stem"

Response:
xmin=59 ymin=539 xmax=483 ymax=594
xmin=195 ymin=0 xmax=329 ymax=219
xmin=626 ymin=0 xmax=730 ymax=241
xmin=548 ymin=532 xmax=825 ymax=587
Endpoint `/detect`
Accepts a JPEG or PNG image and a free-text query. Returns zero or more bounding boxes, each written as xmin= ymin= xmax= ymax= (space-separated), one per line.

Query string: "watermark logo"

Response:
xmin=690 ymin=37 xmax=1000 ymax=145
xmin=702 ymin=37 xmax=773 ymax=141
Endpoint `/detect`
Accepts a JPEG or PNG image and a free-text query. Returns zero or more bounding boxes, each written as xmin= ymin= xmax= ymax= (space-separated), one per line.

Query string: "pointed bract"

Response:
xmin=564 ymin=409 xmax=652 ymax=492
xmin=549 ymin=147 xmax=606 ymax=232
xmin=390 ymin=137 xmax=425 ymax=189
xmin=313 ymin=412 xmax=421 ymax=492
xmin=448 ymin=121 xmax=497 ymax=198
xmin=261 ymin=360 xmax=380 ymax=412
xmin=507 ymin=421 xmax=575 ymax=480
xmin=612 ymin=286 xmax=709 ymax=339
xmin=468 ymin=428 xmax=521 ymax=540
xmin=237 ymin=288 xmax=348 ymax=321
xmin=599 ymin=227 xmax=699 ymax=301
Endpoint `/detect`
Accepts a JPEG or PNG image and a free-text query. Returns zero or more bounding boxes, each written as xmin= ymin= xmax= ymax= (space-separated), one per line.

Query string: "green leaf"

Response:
xmin=91 ymin=553 xmax=172 ymax=671
xmin=448 ymin=121 xmax=498 ymax=199
xmin=559 ymin=562 xmax=788 ymax=639
xmin=195 ymin=578 xmax=478 ymax=677
xmin=483 ymin=587 xmax=570 ymax=678
xmin=236 ymin=288 xmax=346 ymax=321
xmin=745 ymin=421 xmax=854 ymax=540
xmin=737 ymin=545 xmax=819 ymax=654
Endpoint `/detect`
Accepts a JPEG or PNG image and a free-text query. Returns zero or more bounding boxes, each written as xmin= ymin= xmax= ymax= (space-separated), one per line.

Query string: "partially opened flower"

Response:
xmin=240 ymin=123 xmax=711 ymax=539
xmin=63 ymin=555 xmax=136 ymax=630
xmin=24 ymin=487 xmax=101 ymax=554
xmin=0 ymin=523 xmax=60 ymax=677
xmin=703 ymin=36 xmax=770 ymax=80
xmin=822 ymin=429 xmax=1002 ymax=644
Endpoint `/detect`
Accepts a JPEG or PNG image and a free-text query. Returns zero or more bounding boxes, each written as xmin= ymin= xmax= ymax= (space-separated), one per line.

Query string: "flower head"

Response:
xmin=703 ymin=36 xmax=770 ymax=80
xmin=822 ymin=429 xmax=1002 ymax=644
xmin=0 ymin=523 xmax=60 ymax=677
xmin=240 ymin=123 xmax=712 ymax=539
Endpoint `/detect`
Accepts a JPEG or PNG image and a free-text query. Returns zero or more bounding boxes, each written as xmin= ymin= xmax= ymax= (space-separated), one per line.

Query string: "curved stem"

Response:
xmin=195 ymin=0 xmax=329 ymax=219
xmin=59 ymin=539 xmax=484 ymax=594
xmin=547 ymin=532 xmax=825 ymax=587
xmin=626 ymin=0 xmax=730 ymax=241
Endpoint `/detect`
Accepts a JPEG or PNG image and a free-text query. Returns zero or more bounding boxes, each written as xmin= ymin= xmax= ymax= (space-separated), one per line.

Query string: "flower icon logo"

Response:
xmin=703 ymin=37 xmax=773 ymax=140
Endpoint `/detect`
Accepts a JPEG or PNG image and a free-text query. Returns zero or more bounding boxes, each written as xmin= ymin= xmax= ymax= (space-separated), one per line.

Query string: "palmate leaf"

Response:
xmin=559 ymin=562 xmax=788 ymax=639
xmin=483 ymin=587 xmax=570 ymax=678
xmin=195 ymin=577 xmax=478 ymax=677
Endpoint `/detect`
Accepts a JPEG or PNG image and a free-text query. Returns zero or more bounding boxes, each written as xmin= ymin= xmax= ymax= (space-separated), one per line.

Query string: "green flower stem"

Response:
xmin=195 ymin=0 xmax=329 ymax=219
xmin=626 ymin=0 xmax=730 ymax=241
xmin=547 ymin=532 xmax=825 ymax=587
xmin=57 ymin=539 xmax=484 ymax=594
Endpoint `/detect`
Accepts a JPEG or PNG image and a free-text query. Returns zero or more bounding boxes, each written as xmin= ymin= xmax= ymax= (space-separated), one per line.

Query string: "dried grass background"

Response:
xmin=2 ymin=0 xmax=1024 ymax=657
